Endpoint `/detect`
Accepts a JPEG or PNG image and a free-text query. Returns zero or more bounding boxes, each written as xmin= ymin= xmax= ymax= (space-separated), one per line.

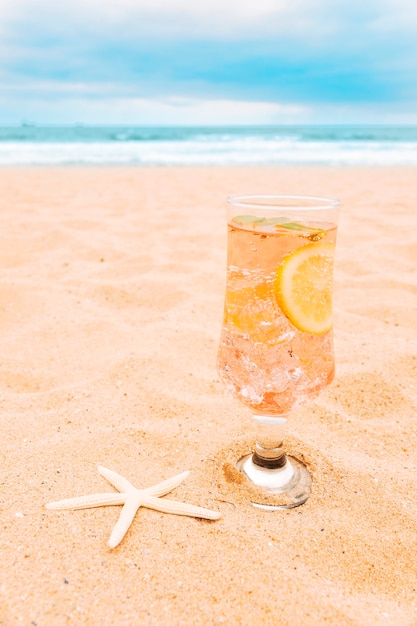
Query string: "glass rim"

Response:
xmin=226 ymin=194 xmax=340 ymax=211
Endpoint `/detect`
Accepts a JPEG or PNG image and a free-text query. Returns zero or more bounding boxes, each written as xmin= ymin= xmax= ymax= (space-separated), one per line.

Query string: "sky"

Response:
xmin=1 ymin=0 xmax=417 ymax=125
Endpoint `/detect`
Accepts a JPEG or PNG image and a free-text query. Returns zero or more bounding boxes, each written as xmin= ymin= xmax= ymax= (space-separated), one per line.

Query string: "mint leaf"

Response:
xmin=275 ymin=221 xmax=323 ymax=232
xmin=232 ymin=215 xmax=265 ymax=224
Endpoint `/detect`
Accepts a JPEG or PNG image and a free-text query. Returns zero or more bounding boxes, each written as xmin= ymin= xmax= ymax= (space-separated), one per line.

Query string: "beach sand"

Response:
xmin=1 ymin=166 xmax=416 ymax=625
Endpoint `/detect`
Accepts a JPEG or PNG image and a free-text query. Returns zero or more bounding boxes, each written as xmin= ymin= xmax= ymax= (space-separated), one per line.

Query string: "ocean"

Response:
xmin=0 ymin=125 xmax=416 ymax=166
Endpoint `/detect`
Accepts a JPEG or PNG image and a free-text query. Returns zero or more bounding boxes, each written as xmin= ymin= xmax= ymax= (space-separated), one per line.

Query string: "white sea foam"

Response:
xmin=0 ymin=131 xmax=416 ymax=166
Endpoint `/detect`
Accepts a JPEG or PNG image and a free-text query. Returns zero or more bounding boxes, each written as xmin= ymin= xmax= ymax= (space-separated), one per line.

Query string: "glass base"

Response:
xmin=236 ymin=453 xmax=312 ymax=510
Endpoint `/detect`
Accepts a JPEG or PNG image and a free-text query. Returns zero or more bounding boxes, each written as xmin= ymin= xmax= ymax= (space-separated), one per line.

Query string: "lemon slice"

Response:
xmin=274 ymin=242 xmax=335 ymax=334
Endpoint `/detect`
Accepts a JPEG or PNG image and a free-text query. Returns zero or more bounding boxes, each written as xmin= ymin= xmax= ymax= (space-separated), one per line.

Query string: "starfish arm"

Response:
xmin=108 ymin=492 xmax=142 ymax=549
xmin=46 ymin=492 xmax=126 ymax=510
xmin=143 ymin=470 xmax=190 ymax=497
xmin=98 ymin=466 xmax=135 ymax=492
xmin=142 ymin=494 xmax=221 ymax=520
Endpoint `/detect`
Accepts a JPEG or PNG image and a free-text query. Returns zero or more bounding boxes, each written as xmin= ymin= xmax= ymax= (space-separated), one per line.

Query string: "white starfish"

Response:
xmin=46 ymin=466 xmax=220 ymax=549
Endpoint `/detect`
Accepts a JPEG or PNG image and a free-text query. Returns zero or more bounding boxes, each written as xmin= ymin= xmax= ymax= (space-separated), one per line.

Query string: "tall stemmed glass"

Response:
xmin=217 ymin=195 xmax=339 ymax=509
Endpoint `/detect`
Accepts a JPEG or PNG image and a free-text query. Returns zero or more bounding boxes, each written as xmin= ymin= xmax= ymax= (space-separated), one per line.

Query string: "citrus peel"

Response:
xmin=274 ymin=242 xmax=335 ymax=334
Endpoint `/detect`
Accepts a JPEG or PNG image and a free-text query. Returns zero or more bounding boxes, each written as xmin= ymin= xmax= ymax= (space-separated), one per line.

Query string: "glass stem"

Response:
xmin=252 ymin=415 xmax=288 ymax=469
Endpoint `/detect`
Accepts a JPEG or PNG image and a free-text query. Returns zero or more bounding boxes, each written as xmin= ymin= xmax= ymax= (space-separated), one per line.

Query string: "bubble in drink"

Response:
xmin=217 ymin=216 xmax=337 ymax=415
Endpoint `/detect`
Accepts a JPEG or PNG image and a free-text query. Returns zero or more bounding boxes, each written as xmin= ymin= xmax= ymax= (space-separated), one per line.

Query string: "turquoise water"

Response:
xmin=0 ymin=125 xmax=416 ymax=165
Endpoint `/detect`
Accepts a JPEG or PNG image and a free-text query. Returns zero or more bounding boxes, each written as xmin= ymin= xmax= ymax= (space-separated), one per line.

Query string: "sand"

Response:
xmin=0 ymin=166 xmax=416 ymax=625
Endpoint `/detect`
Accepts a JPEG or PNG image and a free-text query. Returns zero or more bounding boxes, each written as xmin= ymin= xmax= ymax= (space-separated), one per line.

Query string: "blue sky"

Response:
xmin=1 ymin=0 xmax=417 ymax=125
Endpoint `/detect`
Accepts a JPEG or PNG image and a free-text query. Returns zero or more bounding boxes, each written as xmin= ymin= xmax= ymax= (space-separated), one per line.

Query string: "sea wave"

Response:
xmin=0 ymin=126 xmax=416 ymax=165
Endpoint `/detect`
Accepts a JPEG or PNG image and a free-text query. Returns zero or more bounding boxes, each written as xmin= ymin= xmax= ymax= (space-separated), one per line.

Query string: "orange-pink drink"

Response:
xmin=217 ymin=215 xmax=337 ymax=415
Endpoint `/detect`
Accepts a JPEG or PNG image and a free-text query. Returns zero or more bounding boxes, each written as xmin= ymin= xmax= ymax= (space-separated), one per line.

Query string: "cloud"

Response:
xmin=0 ymin=81 xmax=310 ymax=124
xmin=2 ymin=0 xmax=415 ymax=41
xmin=0 ymin=0 xmax=416 ymax=123
xmin=0 ymin=0 xmax=326 ymax=40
